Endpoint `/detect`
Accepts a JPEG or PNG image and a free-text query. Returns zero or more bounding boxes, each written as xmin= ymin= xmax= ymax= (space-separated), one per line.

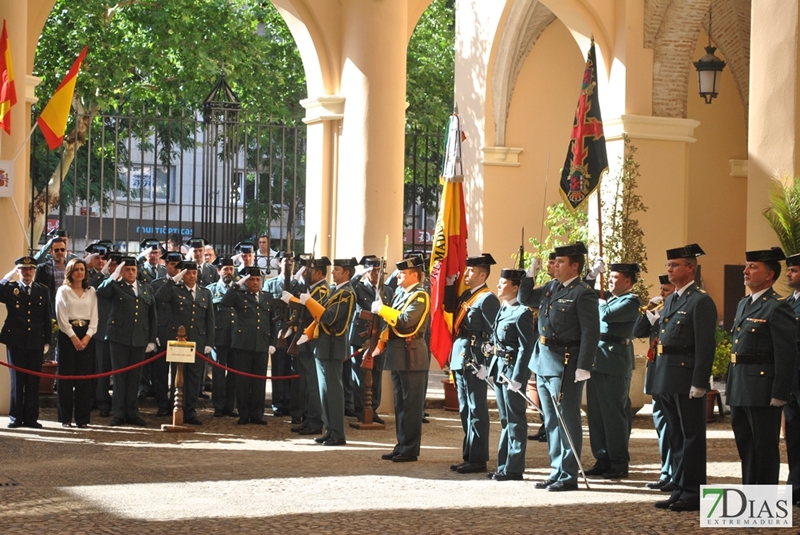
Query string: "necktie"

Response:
xmin=191 ymin=288 xmax=196 ymax=301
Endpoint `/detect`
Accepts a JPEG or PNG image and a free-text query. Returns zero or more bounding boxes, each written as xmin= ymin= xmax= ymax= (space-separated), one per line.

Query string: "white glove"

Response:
xmin=646 ymin=308 xmax=660 ymax=325
xmin=100 ymin=262 xmax=111 ymax=276
xmin=204 ymin=346 xmax=212 ymax=355
xmin=354 ymin=264 xmax=368 ymax=276
xmin=111 ymin=262 xmax=125 ymax=281
xmin=526 ymin=257 xmax=541 ymax=278
xmin=268 ymin=346 xmax=276 ymax=355
xmin=171 ymin=269 xmax=187 ymax=284
xmin=574 ymin=368 xmax=591 ymax=382
xmin=507 ymin=378 xmax=522 ymax=393
xmin=237 ymin=274 xmax=251 ymax=287
xmin=146 ymin=342 xmax=157 ymax=353
xmin=231 ymin=253 xmax=243 ymax=265
xmin=43 ymin=344 xmax=50 ymax=355
xmin=474 ymin=364 xmax=488 ymax=381
xmin=2 ymin=267 xmax=17 ymax=281
xmin=598 ymin=298 xmax=607 ymax=306
xmin=371 ymin=298 xmax=383 ymax=314
xmin=280 ymin=290 xmax=293 ymax=304
xmin=296 ymin=334 xmax=309 ymax=346
xmin=771 ymin=398 xmax=788 ymax=407
xmin=371 ymin=345 xmax=383 ymax=357
xmin=589 ymin=257 xmax=605 ymax=278
xmin=299 ymin=292 xmax=311 ymax=304
xmin=445 ymin=273 xmax=458 ymax=285
xmin=481 ymin=343 xmax=495 ymax=355
xmin=689 ymin=386 xmax=706 ymax=398
xmin=293 ymin=266 xmax=306 ymax=281
xmin=137 ymin=246 xmax=153 ymax=260
xmin=282 ymin=327 xmax=294 ymax=339
xmin=156 ymin=338 xmax=160 ymax=347
xmin=649 ymin=296 xmax=663 ymax=306
xmin=83 ymin=252 xmax=98 ymax=263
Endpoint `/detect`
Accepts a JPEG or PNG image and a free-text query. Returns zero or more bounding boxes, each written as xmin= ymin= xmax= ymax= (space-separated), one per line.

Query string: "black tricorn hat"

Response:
xmin=181 ymin=261 xmax=198 ymax=270
xmin=139 ymin=238 xmax=161 ymax=251
xmin=244 ymin=266 xmax=262 ymax=277
xmin=85 ymin=242 xmax=108 ymax=257
xmin=396 ymin=256 xmax=424 ymax=270
xmin=214 ymin=256 xmax=235 ymax=267
xmin=312 ymin=256 xmax=332 ymax=269
xmin=609 ymin=263 xmax=640 ymax=273
xmin=164 ymin=252 xmax=183 ymax=263
xmin=186 ymin=237 xmax=208 ymax=248
xmin=334 ymin=257 xmax=358 ymax=268
xmin=120 ymin=256 xmax=137 ymax=266
xmin=277 ymin=250 xmax=294 ymax=259
xmin=500 ymin=268 xmax=525 ymax=282
xmin=359 ymin=255 xmax=381 ymax=267
xmin=97 ymin=240 xmax=116 ymax=252
xmin=666 ymin=243 xmax=705 ymax=260
xmin=554 ymin=241 xmax=588 ymax=256
xmin=465 ymin=253 xmax=496 ymax=267
xmin=745 ymin=247 xmax=786 ymax=263
xmin=235 ymin=241 xmax=255 ymax=254
xmin=548 ymin=252 xmax=556 ymax=260
xmin=658 ymin=274 xmax=670 ymax=285
xmin=786 ymin=253 xmax=800 ymax=267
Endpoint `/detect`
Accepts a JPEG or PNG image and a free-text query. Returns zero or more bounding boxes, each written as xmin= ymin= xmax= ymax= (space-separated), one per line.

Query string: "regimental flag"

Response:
xmin=37 ymin=45 xmax=88 ymax=150
xmin=0 ymin=20 xmax=16 ymax=135
xmin=428 ymin=108 xmax=468 ymax=369
xmin=559 ymin=41 xmax=608 ymax=211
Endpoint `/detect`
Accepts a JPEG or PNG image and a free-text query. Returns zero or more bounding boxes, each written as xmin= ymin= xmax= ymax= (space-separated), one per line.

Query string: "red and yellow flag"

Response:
xmin=0 ymin=20 xmax=16 ymax=135
xmin=428 ymin=109 xmax=468 ymax=369
xmin=37 ymin=45 xmax=88 ymax=150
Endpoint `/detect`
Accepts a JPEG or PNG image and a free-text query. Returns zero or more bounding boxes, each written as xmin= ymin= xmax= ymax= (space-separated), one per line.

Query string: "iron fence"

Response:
xmin=404 ymin=128 xmax=443 ymax=254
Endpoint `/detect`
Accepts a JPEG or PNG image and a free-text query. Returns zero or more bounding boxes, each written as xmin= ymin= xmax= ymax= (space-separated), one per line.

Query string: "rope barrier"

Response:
xmin=196 ymin=352 xmax=299 ymax=381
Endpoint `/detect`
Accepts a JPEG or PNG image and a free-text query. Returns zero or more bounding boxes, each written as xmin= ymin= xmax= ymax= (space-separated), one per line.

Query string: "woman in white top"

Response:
xmin=55 ymin=258 xmax=98 ymax=428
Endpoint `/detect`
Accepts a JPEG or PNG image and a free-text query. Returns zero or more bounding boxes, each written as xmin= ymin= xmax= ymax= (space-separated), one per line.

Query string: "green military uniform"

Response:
xmin=207 ymin=265 xmax=238 ymax=417
xmin=585 ymin=264 xmax=642 ymax=478
xmin=727 ymin=248 xmax=796 ymax=485
xmin=263 ymin=264 xmax=301 ymax=417
xmin=651 ymin=244 xmax=716 ymax=510
xmin=488 ymin=269 xmax=534 ymax=479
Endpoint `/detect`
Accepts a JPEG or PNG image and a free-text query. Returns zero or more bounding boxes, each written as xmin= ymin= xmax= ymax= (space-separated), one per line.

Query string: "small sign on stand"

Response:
xmin=161 ymin=326 xmax=196 ymax=433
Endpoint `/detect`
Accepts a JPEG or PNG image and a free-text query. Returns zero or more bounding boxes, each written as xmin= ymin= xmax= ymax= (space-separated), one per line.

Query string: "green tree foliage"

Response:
xmin=764 ymin=174 xmax=800 ymax=256
xmin=523 ymin=202 xmax=590 ymax=285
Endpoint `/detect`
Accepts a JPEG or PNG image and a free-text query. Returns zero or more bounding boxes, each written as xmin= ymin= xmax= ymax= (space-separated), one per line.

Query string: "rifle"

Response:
xmin=275 ymin=255 xmax=295 ymax=349
xmin=359 ymin=235 xmax=389 ymax=369
xmin=287 ymin=237 xmax=316 ymax=355
xmin=518 ymin=227 xmax=525 ymax=270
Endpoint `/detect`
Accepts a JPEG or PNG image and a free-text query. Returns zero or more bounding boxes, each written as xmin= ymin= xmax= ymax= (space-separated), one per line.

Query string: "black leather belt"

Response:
xmin=657 ymin=344 xmax=695 ymax=355
xmin=731 ymin=353 xmax=773 ymax=365
xmin=600 ymin=333 xmax=631 ymax=346
xmin=69 ymin=319 xmax=90 ymax=327
xmin=458 ymin=329 xmax=490 ymax=346
xmin=539 ymin=335 xmax=580 ymax=348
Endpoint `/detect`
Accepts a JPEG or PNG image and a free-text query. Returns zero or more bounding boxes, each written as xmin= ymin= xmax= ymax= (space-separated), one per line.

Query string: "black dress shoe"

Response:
xmin=198 ymin=392 xmax=210 ymax=399
xmin=237 ymin=418 xmax=249 ymax=425
xmin=224 ymin=410 xmax=239 ymax=418
xmin=450 ymin=462 xmax=466 ymax=472
xmin=184 ymin=416 xmax=203 ymax=426
xmin=421 ymin=417 xmax=430 ymax=424
xmin=290 ymin=424 xmax=307 ymax=433
xmin=127 ymin=416 xmax=147 ymax=426
xmin=392 ymin=454 xmax=417 ymax=462
xmin=299 ymin=427 xmax=324 ymax=436
xmin=669 ymin=499 xmax=700 ymax=512
xmin=547 ymin=481 xmax=578 ymax=492
xmin=381 ymin=452 xmax=399 ymax=460
xmin=486 ymin=471 xmax=498 ymax=479
xmin=603 ymin=469 xmax=628 ymax=479
xmin=272 ymin=410 xmax=288 ymax=417
xmin=456 ymin=462 xmax=487 ymax=474
xmin=344 ymin=408 xmax=358 ymax=418
xmin=323 ymin=437 xmax=346 ymax=446
xmin=314 ymin=433 xmax=333 ymax=444
xmin=24 ymin=421 xmax=43 ymax=429
xmin=213 ymin=410 xmax=225 ymax=417
xmin=156 ymin=409 xmax=171 ymax=417
xmin=7 ymin=422 xmax=22 ymax=428
xmin=645 ymin=479 xmax=671 ymax=490
xmin=660 ymin=482 xmax=678 ymax=493
xmin=99 ymin=409 xmax=110 ymax=417
xmin=534 ymin=478 xmax=557 ymax=489
xmin=537 ymin=434 xmax=548 ymax=442
xmin=290 ymin=417 xmax=302 ymax=425
xmin=493 ymin=472 xmax=523 ymax=481
xmin=584 ymin=465 xmax=609 ymax=477
xmin=250 ymin=418 xmax=267 ymax=425
xmin=109 ymin=418 xmax=125 ymax=426
xmin=655 ymin=497 xmax=678 ymax=509
xmin=372 ymin=415 xmax=385 ymax=425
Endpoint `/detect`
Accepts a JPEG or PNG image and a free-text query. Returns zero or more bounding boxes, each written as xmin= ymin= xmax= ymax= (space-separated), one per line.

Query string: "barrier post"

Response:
xmin=162 ymin=326 xmax=195 ymax=433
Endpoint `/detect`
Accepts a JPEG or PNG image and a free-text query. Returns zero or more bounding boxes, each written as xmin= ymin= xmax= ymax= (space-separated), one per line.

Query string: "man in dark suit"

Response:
xmin=784 ymin=253 xmax=800 ymax=506
xmin=585 ymin=263 xmax=642 ymax=480
xmin=651 ymin=244 xmax=716 ymax=512
xmin=34 ymin=229 xmax=78 ymax=265
xmin=373 ymin=255 xmax=430 ymax=462
xmin=446 ymin=253 xmax=501 ymax=475
xmin=633 ymin=274 xmax=676 ymax=492
xmin=518 ymin=241 xmax=599 ymax=492
xmin=0 ymin=257 xmax=52 ymax=428
xmin=96 ymin=257 xmax=158 ymax=426
xmin=208 ymin=257 xmax=239 ymax=418
xmin=727 ymin=247 xmax=796 ymax=485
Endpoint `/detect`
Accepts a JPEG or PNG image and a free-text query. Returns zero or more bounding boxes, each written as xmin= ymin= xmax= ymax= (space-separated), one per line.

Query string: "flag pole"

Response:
xmin=9 ymin=122 xmax=38 ymax=162
xmin=596 ymin=184 xmax=605 ymax=299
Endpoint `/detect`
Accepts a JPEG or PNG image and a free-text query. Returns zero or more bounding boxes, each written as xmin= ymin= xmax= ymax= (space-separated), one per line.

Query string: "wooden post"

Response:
xmin=161 ymin=326 xmax=195 ymax=433
xmin=350 ymin=356 xmax=385 ymax=430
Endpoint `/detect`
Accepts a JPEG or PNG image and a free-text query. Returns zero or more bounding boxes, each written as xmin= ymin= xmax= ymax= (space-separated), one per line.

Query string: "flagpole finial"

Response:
xmin=590 ymin=34 xmax=595 ymax=45
xmin=453 ymin=103 xmax=459 ymax=115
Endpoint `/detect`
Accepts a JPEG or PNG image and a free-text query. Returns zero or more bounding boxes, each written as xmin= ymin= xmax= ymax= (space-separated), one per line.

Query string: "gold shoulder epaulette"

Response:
xmin=697 ymin=289 xmax=707 ymax=294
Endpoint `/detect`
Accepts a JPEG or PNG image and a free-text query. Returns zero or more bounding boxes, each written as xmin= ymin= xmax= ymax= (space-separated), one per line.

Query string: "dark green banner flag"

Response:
xmin=559 ymin=42 xmax=608 ymax=212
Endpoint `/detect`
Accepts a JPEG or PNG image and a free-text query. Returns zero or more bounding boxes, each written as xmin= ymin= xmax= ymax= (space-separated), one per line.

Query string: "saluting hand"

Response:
xmin=172 ymin=269 xmax=187 ymax=284
xmin=293 ymin=266 xmax=306 ymax=282
xmin=111 ymin=262 xmax=125 ymax=281
xmin=2 ymin=267 xmax=17 ymax=281
xmin=237 ymin=274 xmax=251 ymax=287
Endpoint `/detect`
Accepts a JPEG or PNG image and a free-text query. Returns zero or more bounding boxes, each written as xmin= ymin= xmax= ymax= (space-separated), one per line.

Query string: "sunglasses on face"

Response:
xmin=52 ymin=248 xmax=66 ymax=252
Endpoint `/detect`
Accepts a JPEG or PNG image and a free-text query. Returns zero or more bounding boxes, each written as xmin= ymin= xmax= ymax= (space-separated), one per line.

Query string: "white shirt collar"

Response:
xmin=502 ymin=298 xmax=518 ymax=307
xmin=470 ymin=283 xmax=487 ymax=294
xmin=750 ymin=287 xmax=769 ymax=302
xmin=559 ymin=276 xmax=579 ymax=288
xmin=675 ymin=281 xmax=694 ymax=296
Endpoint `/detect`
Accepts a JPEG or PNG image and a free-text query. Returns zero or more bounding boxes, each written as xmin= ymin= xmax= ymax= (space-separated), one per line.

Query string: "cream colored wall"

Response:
xmin=686 ymin=32 xmax=748 ymax=310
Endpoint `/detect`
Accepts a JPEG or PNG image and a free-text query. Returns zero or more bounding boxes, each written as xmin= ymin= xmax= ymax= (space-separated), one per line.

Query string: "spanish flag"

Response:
xmin=428 ymin=108 xmax=468 ymax=369
xmin=37 ymin=45 xmax=88 ymax=150
xmin=0 ymin=20 xmax=16 ymax=135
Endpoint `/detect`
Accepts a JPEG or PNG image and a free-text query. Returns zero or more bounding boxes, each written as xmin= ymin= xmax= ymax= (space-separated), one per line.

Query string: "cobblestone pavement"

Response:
xmin=0 ymin=395 xmax=797 ymax=534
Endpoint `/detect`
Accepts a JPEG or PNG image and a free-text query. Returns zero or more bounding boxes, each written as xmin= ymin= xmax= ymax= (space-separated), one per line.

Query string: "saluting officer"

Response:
xmin=137 ymin=239 xmax=166 ymax=284
xmin=633 ymin=274 xmax=676 ymax=492
xmin=149 ymin=252 xmax=184 ymax=417
xmin=585 ymin=263 xmax=642 ymax=480
xmin=207 ymin=257 xmax=239 ymax=418
xmin=288 ymin=258 xmax=357 ymax=445
xmin=154 ymin=261 xmax=215 ymax=426
xmin=651 ymin=244 xmax=716 ymax=513
xmin=222 ymin=267 xmax=275 ymax=425
xmin=372 ymin=255 xmax=431 ymax=462
xmin=784 ymin=253 xmax=800 ymax=506
xmin=96 ymin=257 xmax=158 ymax=426
xmin=187 ymin=237 xmax=219 ymax=287
xmin=518 ymin=241 xmax=599 ymax=492
xmin=727 ymin=247 xmax=796 ymax=485
xmin=0 ymin=257 xmax=52 ymax=428
xmin=446 ymin=253 xmax=501 ymax=475
xmin=486 ymin=268 xmax=534 ymax=481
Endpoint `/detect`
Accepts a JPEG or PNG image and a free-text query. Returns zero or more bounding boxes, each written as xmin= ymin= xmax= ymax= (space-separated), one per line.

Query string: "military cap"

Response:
xmin=745 ymin=247 xmax=785 ymax=263
xmin=396 ymin=256 xmax=424 ymax=270
xmin=466 ymin=253 xmax=496 ymax=267
xmin=658 ymin=274 xmax=670 ymax=285
xmin=120 ymin=256 xmax=137 ymax=266
xmin=139 ymin=238 xmax=161 ymax=251
xmin=609 ymin=262 xmax=640 ymax=273
xmin=554 ymin=241 xmax=588 ymax=256
xmin=85 ymin=242 xmax=108 ymax=257
xmin=97 ymin=240 xmax=116 ymax=252
xmin=15 ymin=256 xmax=37 ymax=267
xmin=186 ymin=237 xmax=208 ymax=249
xmin=312 ymin=256 xmax=332 ymax=269
xmin=164 ymin=252 xmax=183 ymax=263
xmin=182 ymin=261 xmax=198 ymax=270
xmin=334 ymin=257 xmax=358 ymax=267
xmin=276 ymin=250 xmax=294 ymax=259
xmin=107 ymin=252 xmax=123 ymax=264
xmin=548 ymin=252 xmax=556 ymax=260
xmin=666 ymin=243 xmax=705 ymax=260
xmin=500 ymin=268 xmax=525 ymax=282
xmin=244 ymin=266 xmax=262 ymax=277
xmin=359 ymin=255 xmax=381 ymax=267
xmin=294 ymin=253 xmax=310 ymax=266
xmin=405 ymin=250 xmax=426 ymax=258
xmin=235 ymin=241 xmax=255 ymax=254
xmin=214 ymin=256 xmax=235 ymax=267
xmin=786 ymin=253 xmax=800 ymax=267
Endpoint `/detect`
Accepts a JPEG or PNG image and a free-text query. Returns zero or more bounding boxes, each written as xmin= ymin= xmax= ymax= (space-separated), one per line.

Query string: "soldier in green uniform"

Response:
xmin=290 ymin=258 xmax=357 ymax=445
xmin=148 ymin=251 xmax=183 ymax=417
xmin=445 ymin=253 xmax=500 ymax=475
xmin=372 ymin=255 xmax=430 ymax=462
xmin=783 ymin=253 xmax=800 ymax=505
xmin=518 ymin=241 xmax=599 ymax=492
xmin=651 ymin=244 xmax=716 ymax=512
xmin=207 ymin=257 xmax=239 ymax=418
xmin=222 ymin=267 xmax=276 ymax=425
xmin=154 ymin=261 xmax=215 ymax=426
xmin=486 ymin=268 xmax=534 ymax=481
xmin=633 ymin=274 xmax=676 ymax=492
xmin=585 ymin=263 xmax=642 ymax=480
xmin=727 ymin=247 xmax=796 ymax=485
xmin=187 ymin=237 xmax=219 ymax=287
xmin=96 ymin=257 xmax=158 ymax=426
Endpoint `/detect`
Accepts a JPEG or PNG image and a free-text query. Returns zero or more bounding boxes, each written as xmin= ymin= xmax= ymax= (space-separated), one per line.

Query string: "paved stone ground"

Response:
xmin=0 ymin=392 xmax=797 ymax=534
